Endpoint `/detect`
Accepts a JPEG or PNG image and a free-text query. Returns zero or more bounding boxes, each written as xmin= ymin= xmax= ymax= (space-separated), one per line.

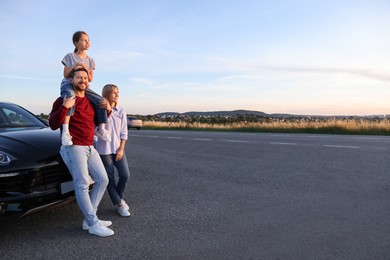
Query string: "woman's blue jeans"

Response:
xmin=60 ymin=145 xmax=109 ymax=226
xmin=100 ymin=152 xmax=130 ymax=206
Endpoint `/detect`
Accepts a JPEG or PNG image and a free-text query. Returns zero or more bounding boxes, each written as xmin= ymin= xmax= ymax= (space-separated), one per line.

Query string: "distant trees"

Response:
xmin=139 ymin=113 xmax=389 ymax=125
xmin=37 ymin=113 xmax=49 ymax=120
xmin=141 ymin=114 xmax=270 ymax=125
xmin=36 ymin=112 xmax=389 ymax=126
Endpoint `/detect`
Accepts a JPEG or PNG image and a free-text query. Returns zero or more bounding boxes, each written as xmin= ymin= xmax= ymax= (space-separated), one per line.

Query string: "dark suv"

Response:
xmin=0 ymin=102 xmax=74 ymax=220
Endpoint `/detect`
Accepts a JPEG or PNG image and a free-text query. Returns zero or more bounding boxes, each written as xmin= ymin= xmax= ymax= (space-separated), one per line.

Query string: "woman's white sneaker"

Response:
xmin=88 ymin=223 xmax=114 ymax=237
xmin=121 ymin=200 xmax=129 ymax=211
xmin=118 ymin=206 xmax=130 ymax=217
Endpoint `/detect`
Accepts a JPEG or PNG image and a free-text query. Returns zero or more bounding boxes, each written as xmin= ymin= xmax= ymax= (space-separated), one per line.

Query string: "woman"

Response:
xmin=95 ymin=84 xmax=131 ymax=217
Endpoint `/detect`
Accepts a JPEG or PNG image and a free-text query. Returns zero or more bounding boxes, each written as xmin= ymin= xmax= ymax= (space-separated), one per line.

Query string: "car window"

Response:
xmin=0 ymin=104 xmax=46 ymax=128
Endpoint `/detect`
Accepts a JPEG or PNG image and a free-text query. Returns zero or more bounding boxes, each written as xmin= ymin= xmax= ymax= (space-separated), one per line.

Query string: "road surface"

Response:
xmin=1 ymin=130 xmax=389 ymax=259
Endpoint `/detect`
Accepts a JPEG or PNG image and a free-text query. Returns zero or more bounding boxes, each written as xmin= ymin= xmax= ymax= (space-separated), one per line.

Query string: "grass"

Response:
xmin=142 ymin=118 xmax=390 ymax=136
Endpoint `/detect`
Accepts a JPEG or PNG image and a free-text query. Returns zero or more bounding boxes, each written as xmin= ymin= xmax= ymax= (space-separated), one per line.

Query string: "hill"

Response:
xmin=154 ymin=110 xmax=389 ymax=119
xmin=156 ymin=109 xmax=268 ymax=117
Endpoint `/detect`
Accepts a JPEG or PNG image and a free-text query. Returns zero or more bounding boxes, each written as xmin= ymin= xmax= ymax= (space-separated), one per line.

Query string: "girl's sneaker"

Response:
xmin=61 ymin=132 xmax=73 ymax=146
xmin=96 ymin=128 xmax=111 ymax=142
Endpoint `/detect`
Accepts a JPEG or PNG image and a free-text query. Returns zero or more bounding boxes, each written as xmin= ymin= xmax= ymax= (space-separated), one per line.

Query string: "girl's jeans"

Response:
xmin=100 ymin=152 xmax=130 ymax=206
xmin=60 ymin=145 xmax=109 ymax=226
xmin=61 ymin=82 xmax=107 ymax=124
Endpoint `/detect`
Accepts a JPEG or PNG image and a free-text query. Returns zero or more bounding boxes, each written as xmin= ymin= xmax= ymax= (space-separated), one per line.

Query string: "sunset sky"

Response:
xmin=0 ymin=0 xmax=389 ymax=116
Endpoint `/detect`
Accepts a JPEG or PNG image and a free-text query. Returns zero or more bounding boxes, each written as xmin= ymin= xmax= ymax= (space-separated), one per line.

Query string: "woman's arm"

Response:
xmin=116 ymin=109 xmax=129 ymax=160
xmin=115 ymin=139 xmax=126 ymax=161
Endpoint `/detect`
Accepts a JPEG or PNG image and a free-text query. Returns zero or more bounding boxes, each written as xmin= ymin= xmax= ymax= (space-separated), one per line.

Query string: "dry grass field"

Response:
xmin=143 ymin=118 xmax=390 ymax=135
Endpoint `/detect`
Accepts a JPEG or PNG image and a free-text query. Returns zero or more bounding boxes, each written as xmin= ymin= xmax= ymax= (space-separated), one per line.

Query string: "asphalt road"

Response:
xmin=1 ymin=130 xmax=390 ymax=259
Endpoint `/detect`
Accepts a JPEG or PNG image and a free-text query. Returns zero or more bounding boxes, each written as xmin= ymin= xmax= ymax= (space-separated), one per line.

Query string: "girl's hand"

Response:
xmin=74 ymin=63 xmax=87 ymax=70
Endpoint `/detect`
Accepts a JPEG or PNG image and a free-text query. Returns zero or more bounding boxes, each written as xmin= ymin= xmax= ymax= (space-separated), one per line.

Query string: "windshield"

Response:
xmin=0 ymin=103 xmax=47 ymax=129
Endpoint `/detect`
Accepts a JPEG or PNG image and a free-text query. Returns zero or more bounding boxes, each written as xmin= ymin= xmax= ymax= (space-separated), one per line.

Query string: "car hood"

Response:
xmin=0 ymin=127 xmax=61 ymax=169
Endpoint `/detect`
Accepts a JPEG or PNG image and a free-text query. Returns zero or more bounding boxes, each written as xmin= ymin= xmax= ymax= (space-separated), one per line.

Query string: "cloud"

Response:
xmin=262 ymin=66 xmax=390 ymax=82
xmin=0 ymin=75 xmax=55 ymax=82
xmin=128 ymin=77 xmax=155 ymax=85
xmin=136 ymin=92 xmax=150 ymax=97
xmin=96 ymin=51 xmax=145 ymax=65
xmin=210 ymin=56 xmax=390 ymax=82
xmin=216 ymin=75 xmax=261 ymax=81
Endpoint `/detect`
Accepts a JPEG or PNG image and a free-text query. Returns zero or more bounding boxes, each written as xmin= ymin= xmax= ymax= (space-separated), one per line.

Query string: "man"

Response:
xmin=49 ymin=67 xmax=114 ymax=237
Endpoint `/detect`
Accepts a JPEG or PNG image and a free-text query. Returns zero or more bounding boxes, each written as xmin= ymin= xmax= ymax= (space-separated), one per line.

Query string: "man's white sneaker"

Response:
xmin=88 ymin=223 xmax=114 ymax=237
xmin=118 ymin=206 xmax=130 ymax=217
xmin=61 ymin=132 xmax=73 ymax=146
xmin=82 ymin=220 xmax=112 ymax=230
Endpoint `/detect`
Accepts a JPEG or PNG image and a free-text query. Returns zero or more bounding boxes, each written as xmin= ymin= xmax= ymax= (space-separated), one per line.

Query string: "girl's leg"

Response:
xmin=60 ymin=82 xmax=76 ymax=146
xmin=61 ymin=116 xmax=73 ymax=145
xmin=85 ymin=89 xmax=110 ymax=142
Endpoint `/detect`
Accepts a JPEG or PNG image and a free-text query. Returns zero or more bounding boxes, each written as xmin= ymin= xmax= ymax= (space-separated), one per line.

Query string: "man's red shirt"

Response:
xmin=49 ymin=96 xmax=95 ymax=146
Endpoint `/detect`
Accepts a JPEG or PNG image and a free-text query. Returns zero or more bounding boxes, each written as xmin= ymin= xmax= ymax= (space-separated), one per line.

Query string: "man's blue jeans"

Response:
xmin=100 ymin=152 xmax=130 ymax=206
xmin=60 ymin=145 xmax=108 ymax=226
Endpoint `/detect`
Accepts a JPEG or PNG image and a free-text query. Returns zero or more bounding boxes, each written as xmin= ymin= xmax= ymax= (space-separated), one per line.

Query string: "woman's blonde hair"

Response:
xmin=102 ymin=84 xmax=119 ymax=106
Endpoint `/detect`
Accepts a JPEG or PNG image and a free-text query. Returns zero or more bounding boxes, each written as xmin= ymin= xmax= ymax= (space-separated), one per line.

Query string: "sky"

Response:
xmin=0 ymin=0 xmax=389 ymax=116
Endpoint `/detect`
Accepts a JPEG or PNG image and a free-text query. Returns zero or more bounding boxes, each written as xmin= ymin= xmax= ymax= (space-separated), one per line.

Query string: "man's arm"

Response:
xmin=98 ymin=98 xmax=112 ymax=118
xmin=49 ymin=97 xmax=68 ymax=130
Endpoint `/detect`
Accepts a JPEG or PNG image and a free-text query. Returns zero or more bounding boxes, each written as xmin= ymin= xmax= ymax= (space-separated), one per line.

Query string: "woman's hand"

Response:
xmin=115 ymin=149 xmax=124 ymax=161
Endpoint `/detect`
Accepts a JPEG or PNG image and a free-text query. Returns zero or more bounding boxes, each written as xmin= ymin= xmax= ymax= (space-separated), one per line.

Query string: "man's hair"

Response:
xmin=70 ymin=67 xmax=89 ymax=78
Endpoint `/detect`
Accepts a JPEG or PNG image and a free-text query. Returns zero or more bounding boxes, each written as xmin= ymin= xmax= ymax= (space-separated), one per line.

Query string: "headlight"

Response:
xmin=0 ymin=150 xmax=16 ymax=165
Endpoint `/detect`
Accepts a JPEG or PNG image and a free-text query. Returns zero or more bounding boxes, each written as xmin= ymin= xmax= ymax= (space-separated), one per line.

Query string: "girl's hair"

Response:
xmin=102 ymin=84 xmax=119 ymax=104
xmin=73 ymin=31 xmax=88 ymax=52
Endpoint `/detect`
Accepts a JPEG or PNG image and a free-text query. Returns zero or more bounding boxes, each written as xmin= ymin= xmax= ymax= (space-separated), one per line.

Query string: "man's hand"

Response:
xmin=62 ymin=96 xmax=76 ymax=109
xmin=99 ymin=98 xmax=112 ymax=112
